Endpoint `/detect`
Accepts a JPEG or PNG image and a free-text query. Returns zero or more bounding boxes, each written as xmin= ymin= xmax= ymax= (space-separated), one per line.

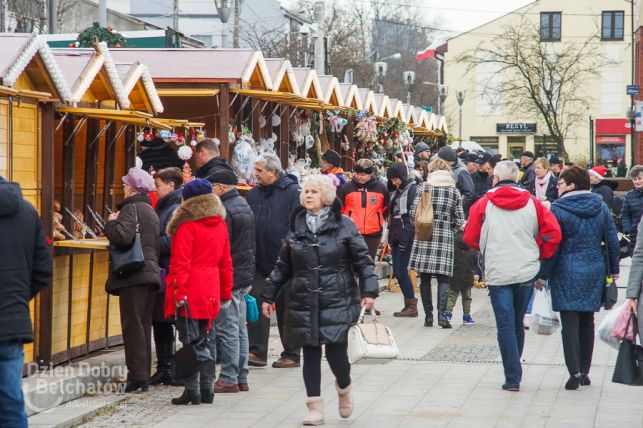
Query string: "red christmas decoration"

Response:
xmin=68 ymin=43 xmax=75 ymax=48
xmin=114 ymin=43 xmax=121 ymax=48
xmin=182 ymin=160 xmax=193 ymax=184
xmin=107 ymin=26 xmax=113 ymax=31
xmin=144 ymin=132 xmax=153 ymax=141
xmin=393 ymin=131 xmax=399 ymax=138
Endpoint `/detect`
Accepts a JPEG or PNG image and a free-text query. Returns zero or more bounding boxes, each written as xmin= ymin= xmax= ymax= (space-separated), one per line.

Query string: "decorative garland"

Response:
xmin=75 ymin=22 xmax=128 ymax=48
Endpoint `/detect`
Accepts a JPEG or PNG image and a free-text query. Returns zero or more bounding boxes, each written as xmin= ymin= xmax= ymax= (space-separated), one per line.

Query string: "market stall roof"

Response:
xmin=265 ymin=58 xmax=300 ymax=96
xmin=425 ymin=112 xmax=437 ymax=131
xmin=357 ymin=88 xmax=376 ymax=114
xmin=415 ymin=108 xmax=429 ymax=129
xmin=56 ymin=106 xmax=172 ymax=129
xmin=339 ymin=83 xmax=362 ymax=110
xmin=109 ymin=49 xmax=273 ymax=90
xmin=51 ymin=42 xmax=130 ymax=108
xmin=317 ymin=75 xmax=344 ymax=106
xmin=116 ymin=62 xmax=164 ymax=114
xmin=230 ymin=88 xmax=332 ymax=110
xmin=292 ymin=68 xmax=324 ymax=101
xmin=389 ymin=99 xmax=405 ymax=122
xmin=373 ymin=93 xmax=392 ymax=117
xmin=436 ymin=114 xmax=449 ymax=133
xmin=403 ymin=104 xmax=418 ymax=125
xmin=0 ymin=33 xmax=71 ymax=101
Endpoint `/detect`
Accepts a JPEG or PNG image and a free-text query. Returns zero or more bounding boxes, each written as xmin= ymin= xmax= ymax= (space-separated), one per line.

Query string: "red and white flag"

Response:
xmin=416 ymin=47 xmax=436 ymax=62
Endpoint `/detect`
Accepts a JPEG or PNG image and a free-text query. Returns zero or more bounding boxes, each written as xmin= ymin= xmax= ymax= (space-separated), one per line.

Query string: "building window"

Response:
xmin=507 ymin=136 xmax=526 ymax=161
xmin=540 ymin=12 xmax=561 ymax=41
xmin=470 ymin=136 xmax=499 ymax=155
xmin=602 ymin=11 xmax=624 ymax=41
xmin=534 ymin=135 xmax=560 ymax=158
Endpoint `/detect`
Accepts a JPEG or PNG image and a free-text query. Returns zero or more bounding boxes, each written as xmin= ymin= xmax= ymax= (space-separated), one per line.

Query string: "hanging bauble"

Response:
xmin=305 ymin=134 xmax=314 ymax=149
xmin=259 ymin=116 xmax=267 ymax=128
xmin=135 ymin=156 xmax=143 ymax=169
xmin=271 ymin=114 xmax=281 ymax=127
xmin=178 ymin=145 xmax=193 ymax=160
xmin=393 ymin=131 xmax=399 ymax=138
xmin=68 ymin=43 xmax=75 ymax=48
xmin=137 ymin=132 xmax=145 ymax=142
xmin=177 ymin=135 xmax=184 ymax=145
xmin=170 ymin=133 xmax=178 ymax=143
xmin=190 ymin=139 xmax=198 ymax=147
xmin=196 ymin=131 xmax=205 ymax=142
xmin=144 ymin=132 xmax=153 ymax=141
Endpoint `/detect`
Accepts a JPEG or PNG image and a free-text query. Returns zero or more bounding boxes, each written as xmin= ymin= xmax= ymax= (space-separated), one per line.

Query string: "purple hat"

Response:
xmin=122 ymin=168 xmax=155 ymax=194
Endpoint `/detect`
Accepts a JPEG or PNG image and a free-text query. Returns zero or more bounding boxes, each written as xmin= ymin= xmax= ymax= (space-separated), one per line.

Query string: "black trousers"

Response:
xmin=303 ymin=343 xmax=351 ymax=397
xmin=363 ymin=234 xmax=382 ymax=261
xmin=247 ymin=275 xmax=300 ymax=362
xmin=119 ymin=284 xmax=156 ymax=381
xmin=560 ymin=311 xmax=595 ymax=376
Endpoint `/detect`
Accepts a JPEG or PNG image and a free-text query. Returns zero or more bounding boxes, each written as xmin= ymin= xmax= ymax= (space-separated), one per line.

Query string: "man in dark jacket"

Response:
xmin=621 ymin=165 xmax=643 ymax=255
xmin=104 ymin=168 xmax=161 ymax=393
xmin=0 ymin=178 xmax=52 ymax=427
xmin=437 ymin=146 xmax=476 ymax=217
xmin=413 ymin=142 xmax=431 ymax=165
xmin=139 ymin=135 xmax=183 ymax=173
xmin=518 ymin=151 xmax=536 ymax=190
xmin=209 ymin=168 xmax=256 ymax=393
xmin=194 ymin=138 xmax=234 ymax=179
xmin=247 ymin=153 xmax=301 ymax=368
xmin=150 ymin=167 xmax=183 ymax=386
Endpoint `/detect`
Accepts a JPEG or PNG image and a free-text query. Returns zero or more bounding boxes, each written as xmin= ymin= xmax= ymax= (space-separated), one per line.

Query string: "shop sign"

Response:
xmin=595 ymin=118 xmax=630 ymax=134
xmin=496 ymin=123 xmax=537 ymax=134
xmin=596 ymin=135 xmax=626 ymax=144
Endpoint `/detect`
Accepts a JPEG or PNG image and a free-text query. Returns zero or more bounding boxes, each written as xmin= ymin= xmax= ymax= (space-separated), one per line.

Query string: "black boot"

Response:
xmin=150 ymin=340 xmax=174 ymax=386
xmin=437 ymin=282 xmax=452 ymax=329
xmin=171 ymin=389 xmax=201 ymax=405
xmin=201 ymin=388 xmax=214 ymax=404
xmin=420 ymin=279 xmax=433 ymax=327
xmin=565 ymin=373 xmax=581 ymax=390
xmin=125 ymin=379 xmax=149 ymax=393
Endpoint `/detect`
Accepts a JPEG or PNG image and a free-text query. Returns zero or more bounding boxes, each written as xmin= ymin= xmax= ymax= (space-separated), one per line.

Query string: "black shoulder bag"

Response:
xmin=109 ymin=204 xmax=145 ymax=277
xmin=612 ymin=313 xmax=643 ymax=386
xmin=602 ymin=227 xmax=618 ymax=310
xmin=172 ymin=296 xmax=212 ymax=381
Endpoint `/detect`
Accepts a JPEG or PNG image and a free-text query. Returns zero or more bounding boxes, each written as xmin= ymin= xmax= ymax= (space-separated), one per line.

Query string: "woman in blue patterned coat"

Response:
xmin=538 ymin=166 xmax=620 ymax=390
xmin=410 ymin=158 xmax=465 ymax=328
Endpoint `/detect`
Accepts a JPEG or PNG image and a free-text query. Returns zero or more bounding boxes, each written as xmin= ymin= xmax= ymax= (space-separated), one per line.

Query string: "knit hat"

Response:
xmin=589 ymin=165 xmax=608 ymax=181
xmin=122 ymin=167 xmax=155 ymax=194
xmin=464 ymin=153 xmax=481 ymax=164
xmin=182 ymin=178 xmax=212 ymax=200
xmin=386 ymin=163 xmax=408 ymax=182
xmin=208 ymin=168 xmax=238 ymax=185
xmin=520 ymin=151 xmax=535 ymax=159
xmin=322 ymin=149 xmax=341 ymax=167
xmin=414 ymin=142 xmax=430 ymax=155
xmin=549 ymin=156 xmax=562 ymax=166
xmin=437 ymin=146 xmax=456 ymax=162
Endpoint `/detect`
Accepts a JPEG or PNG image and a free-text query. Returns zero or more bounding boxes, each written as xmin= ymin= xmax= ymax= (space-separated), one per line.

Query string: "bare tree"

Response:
xmin=232 ymin=0 xmax=242 ymax=48
xmin=457 ymin=19 xmax=614 ymax=158
xmin=56 ymin=0 xmax=78 ymax=31
xmin=7 ymin=0 xmax=46 ymax=32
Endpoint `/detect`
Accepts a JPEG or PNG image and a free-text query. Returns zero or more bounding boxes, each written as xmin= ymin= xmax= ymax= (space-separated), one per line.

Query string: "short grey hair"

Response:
xmin=255 ymin=153 xmax=282 ymax=173
xmin=629 ymin=165 xmax=643 ymax=179
xmin=494 ymin=160 xmax=519 ymax=182
xmin=301 ymin=175 xmax=336 ymax=207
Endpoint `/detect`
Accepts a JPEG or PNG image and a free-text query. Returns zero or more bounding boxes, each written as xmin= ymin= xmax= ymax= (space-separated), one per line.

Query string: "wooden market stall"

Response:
xmin=0 ymin=33 xmax=72 ymax=368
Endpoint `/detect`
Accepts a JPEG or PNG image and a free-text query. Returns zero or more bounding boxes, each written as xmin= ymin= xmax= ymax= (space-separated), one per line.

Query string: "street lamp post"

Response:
xmin=456 ymin=90 xmax=465 ymax=141
xmin=214 ymin=0 xmax=232 ymax=48
xmin=422 ymin=81 xmax=447 ymax=114
xmin=372 ymin=53 xmax=401 ymax=93
xmin=403 ymin=71 xmax=415 ymax=105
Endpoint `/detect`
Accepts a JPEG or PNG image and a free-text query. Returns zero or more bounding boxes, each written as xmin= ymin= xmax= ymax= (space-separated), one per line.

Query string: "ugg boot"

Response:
xmin=335 ymin=382 xmax=353 ymax=418
xmin=437 ymin=283 xmax=452 ymax=329
xmin=393 ymin=298 xmax=418 ymax=317
xmin=303 ymin=397 xmax=324 ymax=426
xmin=419 ymin=282 xmax=433 ymax=327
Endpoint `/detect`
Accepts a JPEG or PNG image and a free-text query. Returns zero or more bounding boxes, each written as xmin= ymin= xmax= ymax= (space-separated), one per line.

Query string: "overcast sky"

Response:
xmin=419 ymin=0 xmax=535 ymax=41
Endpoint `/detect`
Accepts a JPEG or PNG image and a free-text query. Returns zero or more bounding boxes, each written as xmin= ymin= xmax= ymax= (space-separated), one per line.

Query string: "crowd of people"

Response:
xmin=4 ymin=137 xmax=643 ymax=427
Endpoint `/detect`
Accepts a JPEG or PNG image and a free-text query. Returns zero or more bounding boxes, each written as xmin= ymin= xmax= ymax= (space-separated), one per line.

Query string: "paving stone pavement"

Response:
xmin=76 ymin=269 xmax=643 ymax=428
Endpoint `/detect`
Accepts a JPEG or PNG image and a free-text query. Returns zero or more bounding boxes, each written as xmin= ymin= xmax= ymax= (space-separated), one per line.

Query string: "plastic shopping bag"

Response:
xmin=597 ymin=302 xmax=625 ymax=350
xmin=612 ymin=310 xmax=639 ymax=343
xmin=530 ymin=289 xmax=560 ymax=335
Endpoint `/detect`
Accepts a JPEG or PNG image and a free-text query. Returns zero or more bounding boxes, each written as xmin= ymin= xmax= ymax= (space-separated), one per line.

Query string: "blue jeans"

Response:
xmin=391 ymin=242 xmax=414 ymax=299
xmin=215 ymin=288 xmax=250 ymax=384
xmin=0 ymin=341 xmax=27 ymax=428
xmin=488 ymin=281 xmax=534 ymax=386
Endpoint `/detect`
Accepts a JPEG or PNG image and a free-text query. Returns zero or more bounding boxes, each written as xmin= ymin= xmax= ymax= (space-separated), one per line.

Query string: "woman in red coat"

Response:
xmin=165 ymin=178 xmax=233 ymax=405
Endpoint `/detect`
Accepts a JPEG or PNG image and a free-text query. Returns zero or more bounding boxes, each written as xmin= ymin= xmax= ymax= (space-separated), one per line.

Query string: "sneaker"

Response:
xmin=443 ymin=311 xmax=452 ymax=321
xmin=463 ymin=314 xmax=476 ymax=325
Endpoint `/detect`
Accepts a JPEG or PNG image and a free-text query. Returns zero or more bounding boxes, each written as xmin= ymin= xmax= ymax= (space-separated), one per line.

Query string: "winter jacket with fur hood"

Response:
xmin=104 ymin=193 xmax=161 ymax=295
xmin=164 ymin=193 xmax=233 ymax=320
xmin=262 ymin=199 xmax=379 ymax=347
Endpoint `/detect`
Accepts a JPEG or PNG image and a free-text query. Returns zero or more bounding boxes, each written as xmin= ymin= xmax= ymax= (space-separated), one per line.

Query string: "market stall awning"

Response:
xmin=56 ymin=106 xmax=172 ymax=130
xmin=0 ymin=85 xmax=52 ymax=100
xmin=231 ymin=88 xmax=335 ymax=110
xmin=156 ymin=88 xmax=220 ymax=97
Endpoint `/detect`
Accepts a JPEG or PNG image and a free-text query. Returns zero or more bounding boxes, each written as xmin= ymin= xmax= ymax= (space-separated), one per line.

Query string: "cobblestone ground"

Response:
xmin=78 ymin=278 xmax=643 ymax=428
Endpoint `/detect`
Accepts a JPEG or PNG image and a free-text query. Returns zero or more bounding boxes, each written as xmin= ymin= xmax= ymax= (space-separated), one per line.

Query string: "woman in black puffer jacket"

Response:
xmin=386 ymin=163 xmax=418 ymax=318
xmin=261 ymin=175 xmax=378 ymax=426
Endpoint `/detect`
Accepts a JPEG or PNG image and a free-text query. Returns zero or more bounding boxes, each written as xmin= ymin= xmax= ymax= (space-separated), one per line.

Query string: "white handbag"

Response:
xmin=347 ymin=306 xmax=399 ymax=364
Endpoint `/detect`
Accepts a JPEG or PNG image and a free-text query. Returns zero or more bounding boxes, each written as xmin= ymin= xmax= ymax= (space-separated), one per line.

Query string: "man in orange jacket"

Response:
xmin=337 ymin=158 xmax=390 ymax=260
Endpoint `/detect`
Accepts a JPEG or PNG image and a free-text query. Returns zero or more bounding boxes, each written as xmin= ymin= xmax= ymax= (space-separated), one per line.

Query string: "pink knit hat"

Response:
xmin=122 ymin=168 xmax=155 ymax=194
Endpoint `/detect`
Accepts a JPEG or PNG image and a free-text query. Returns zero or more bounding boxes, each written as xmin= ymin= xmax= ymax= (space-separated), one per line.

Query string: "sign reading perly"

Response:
xmin=496 ymin=123 xmax=537 ymax=134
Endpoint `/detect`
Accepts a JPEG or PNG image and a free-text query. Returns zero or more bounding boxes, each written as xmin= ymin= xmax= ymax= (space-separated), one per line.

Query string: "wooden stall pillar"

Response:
xmin=279 ymin=104 xmax=290 ymax=169
xmin=344 ymin=119 xmax=355 ymax=172
xmin=37 ymin=102 xmax=55 ymax=367
xmin=251 ymin=98 xmax=262 ymax=142
xmin=83 ymin=119 xmax=99 ymax=226
xmin=218 ymin=86 xmax=230 ymax=161
xmin=124 ymin=125 xmax=136 ymax=171
xmin=103 ymin=123 xmax=118 ymax=214
xmin=62 ymin=116 xmax=76 ymax=231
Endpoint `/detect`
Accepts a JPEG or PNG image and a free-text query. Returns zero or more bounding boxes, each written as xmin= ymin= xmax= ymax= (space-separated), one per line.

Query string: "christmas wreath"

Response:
xmin=75 ymin=22 xmax=128 ymax=48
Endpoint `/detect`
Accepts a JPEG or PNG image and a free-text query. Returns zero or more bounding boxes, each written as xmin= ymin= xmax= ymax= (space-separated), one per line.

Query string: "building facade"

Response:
xmin=444 ymin=0 xmax=635 ymax=174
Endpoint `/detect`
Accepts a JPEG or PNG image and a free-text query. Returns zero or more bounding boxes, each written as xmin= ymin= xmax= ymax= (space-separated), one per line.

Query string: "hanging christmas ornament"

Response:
xmin=190 ymin=139 xmax=198 ymax=147
xmin=177 ymin=145 xmax=193 ymax=160
xmin=305 ymin=134 xmax=314 ymax=149
xmin=144 ymin=132 xmax=153 ymax=142
xmin=137 ymin=131 xmax=145 ymax=142
xmin=271 ymin=114 xmax=281 ymax=127
xmin=196 ymin=130 xmax=205 ymax=142
xmin=259 ymin=115 xmax=267 ymax=128
xmin=182 ymin=161 xmax=193 ymax=184
xmin=176 ymin=135 xmax=184 ymax=145
xmin=170 ymin=132 xmax=178 ymax=143
xmin=135 ymin=156 xmax=143 ymax=169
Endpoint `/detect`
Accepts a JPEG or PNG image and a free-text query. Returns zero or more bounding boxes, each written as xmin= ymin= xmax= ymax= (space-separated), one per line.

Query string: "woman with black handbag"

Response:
xmin=625 ymin=217 xmax=643 ymax=342
xmin=165 ymin=179 xmax=233 ymax=405
xmin=104 ymin=167 xmax=161 ymax=393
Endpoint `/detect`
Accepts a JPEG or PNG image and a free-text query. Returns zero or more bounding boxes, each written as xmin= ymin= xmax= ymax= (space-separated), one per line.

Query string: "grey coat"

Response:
xmin=409 ymin=177 xmax=466 ymax=276
xmin=626 ymin=217 xmax=643 ymax=340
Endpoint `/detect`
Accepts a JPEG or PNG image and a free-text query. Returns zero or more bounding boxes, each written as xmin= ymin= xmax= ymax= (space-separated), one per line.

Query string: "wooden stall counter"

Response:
xmin=53 ymin=238 xmax=109 ymax=250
